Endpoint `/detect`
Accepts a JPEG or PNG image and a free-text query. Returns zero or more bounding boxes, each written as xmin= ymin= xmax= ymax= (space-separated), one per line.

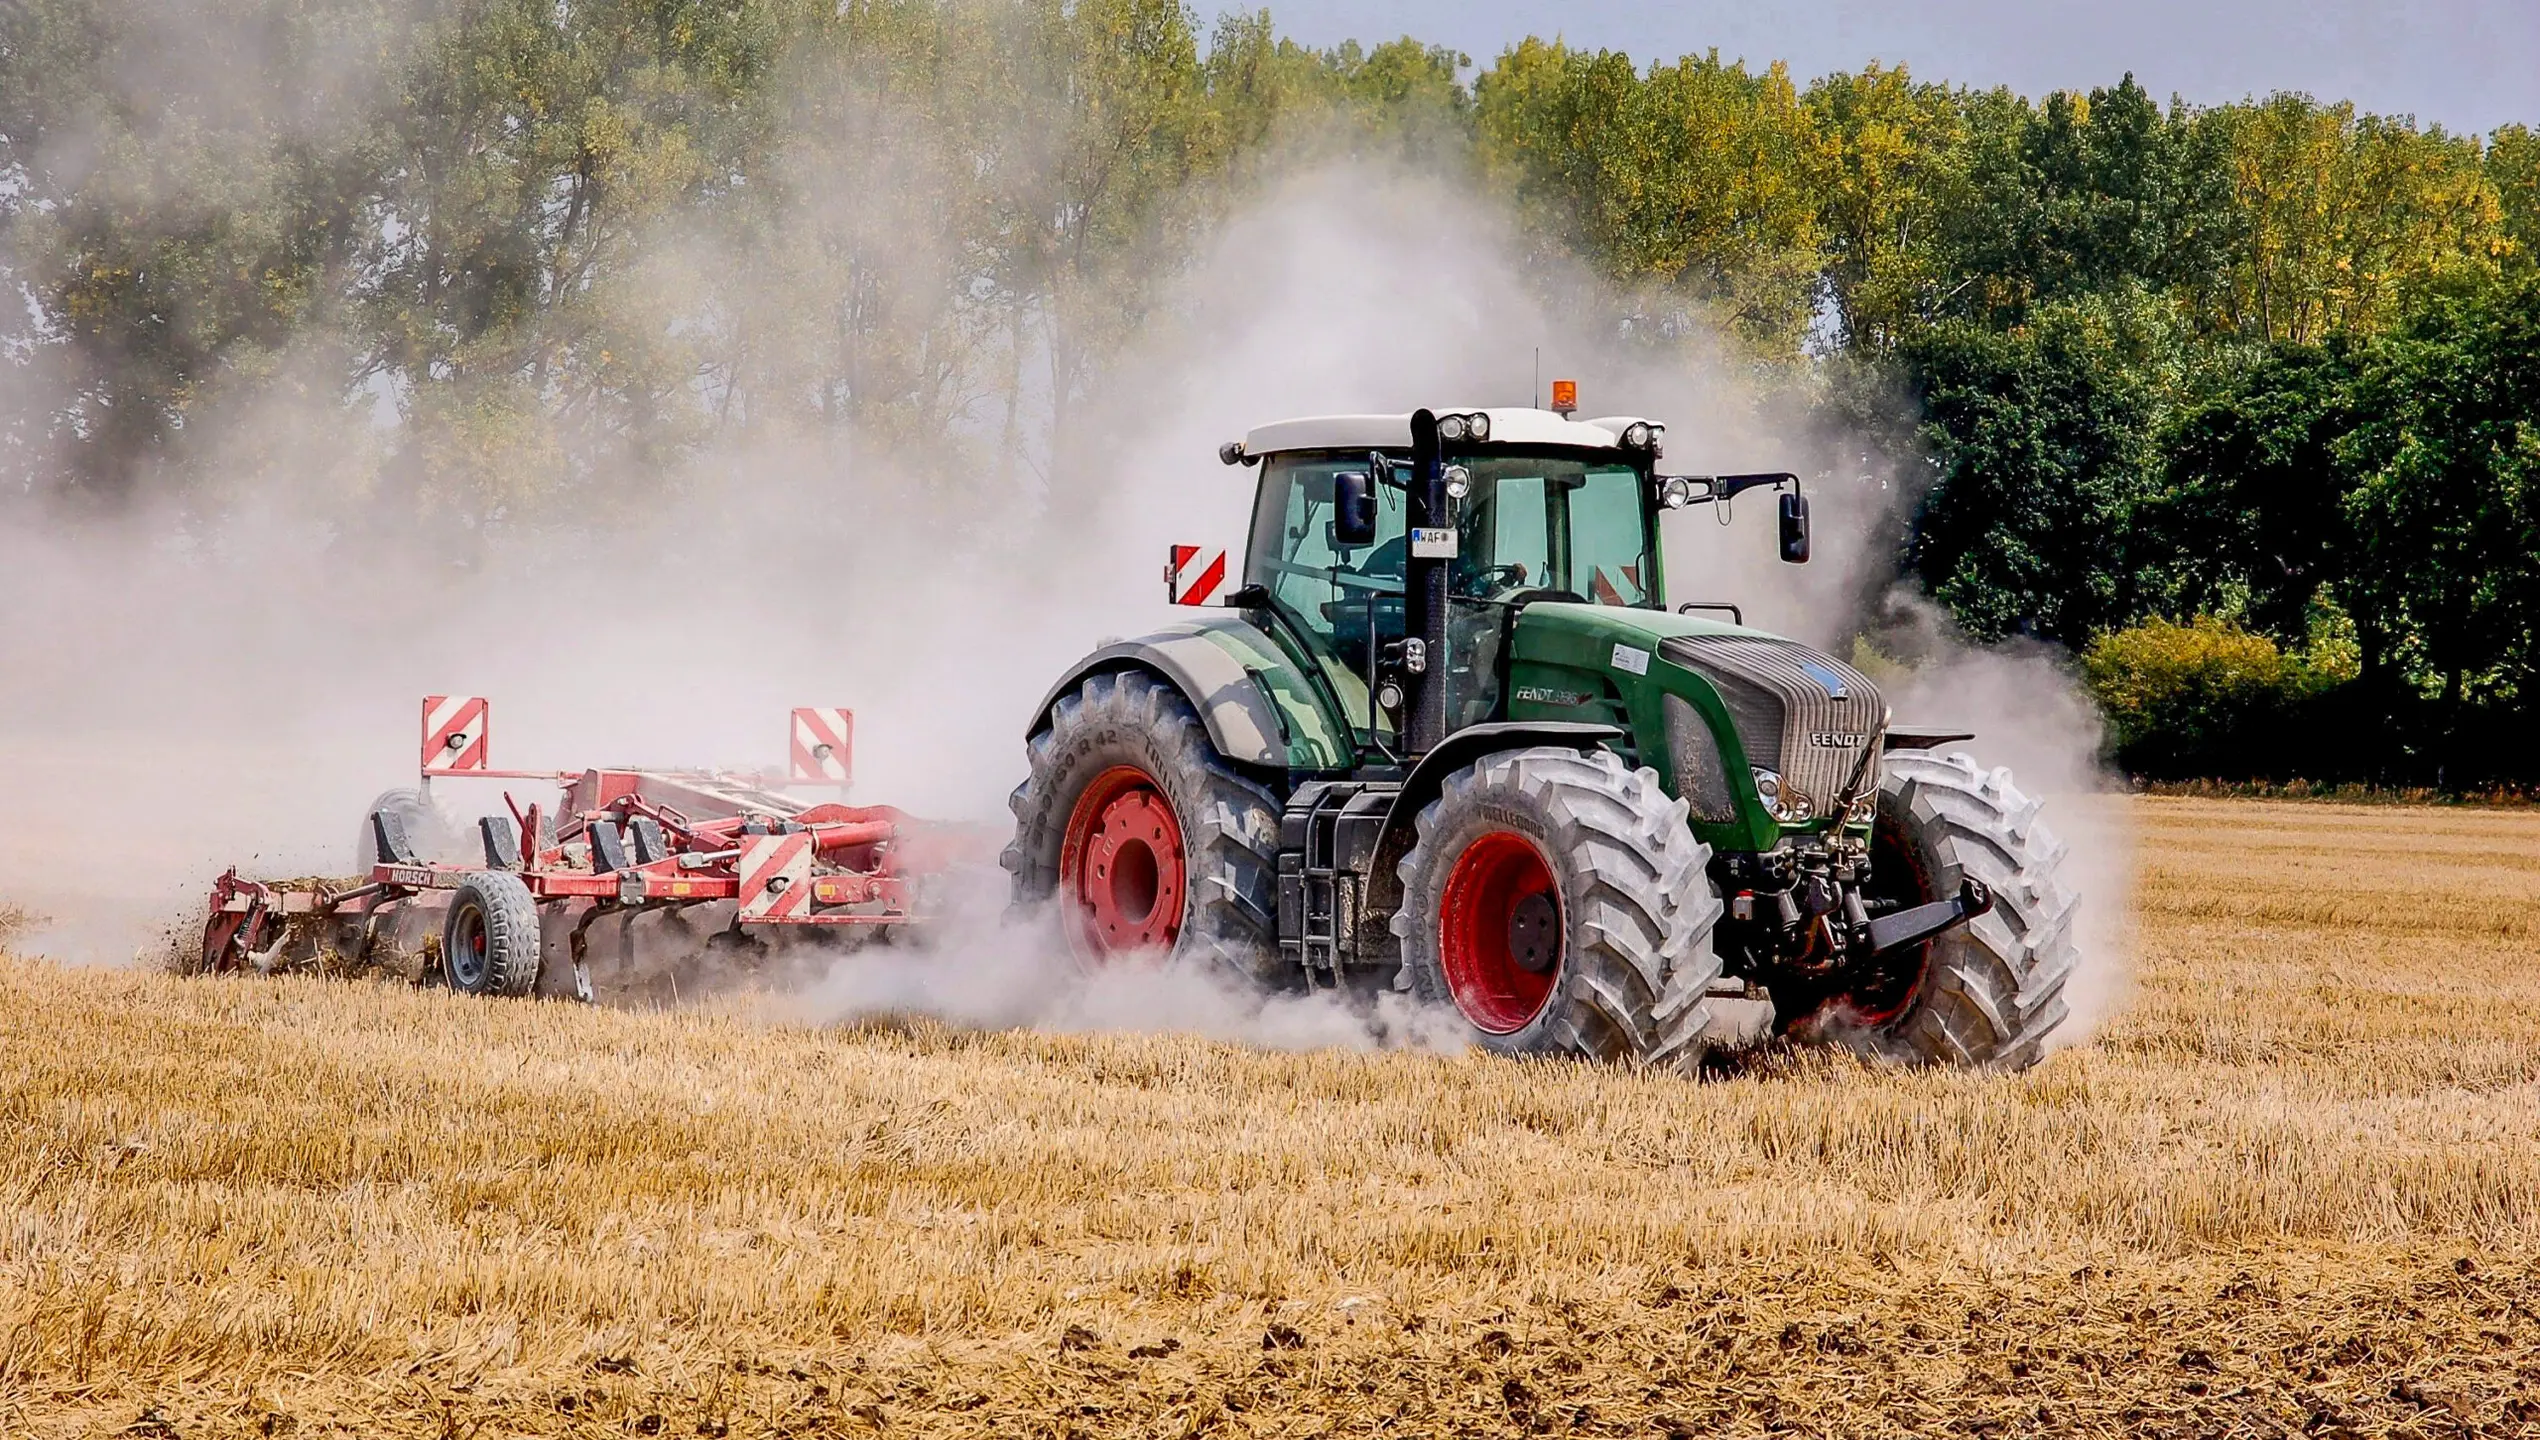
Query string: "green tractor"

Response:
xmin=1006 ymin=400 xmax=2079 ymax=1069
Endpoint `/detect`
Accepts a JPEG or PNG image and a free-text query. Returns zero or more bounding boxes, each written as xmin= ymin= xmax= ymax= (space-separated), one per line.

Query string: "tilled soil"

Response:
xmin=2 ymin=797 xmax=2537 ymax=1437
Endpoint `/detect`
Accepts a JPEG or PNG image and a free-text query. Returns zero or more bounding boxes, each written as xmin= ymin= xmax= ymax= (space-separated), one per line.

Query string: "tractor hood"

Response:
xmin=1505 ymin=603 xmax=1889 ymax=843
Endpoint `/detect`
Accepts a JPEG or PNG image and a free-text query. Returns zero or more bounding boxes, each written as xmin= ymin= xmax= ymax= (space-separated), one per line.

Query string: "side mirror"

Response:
xmin=1778 ymin=491 xmax=1811 ymax=564
xmin=1334 ymin=468 xmax=1378 ymax=548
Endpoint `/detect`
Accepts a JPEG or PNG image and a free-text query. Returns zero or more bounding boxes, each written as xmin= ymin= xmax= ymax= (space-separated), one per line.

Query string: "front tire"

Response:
xmin=1003 ymin=670 xmax=1284 ymax=983
xmin=442 ymin=871 xmax=541 ymax=997
xmin=1777 ymin=750 xmax=2080 ymax=1070
xmin=1392 ymin=747 xmax=1721 ymax=1064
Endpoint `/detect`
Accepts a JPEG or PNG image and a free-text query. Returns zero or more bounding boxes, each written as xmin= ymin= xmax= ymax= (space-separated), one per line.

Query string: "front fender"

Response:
xmin=1376 ymin=721 xmax=1626 ymax=846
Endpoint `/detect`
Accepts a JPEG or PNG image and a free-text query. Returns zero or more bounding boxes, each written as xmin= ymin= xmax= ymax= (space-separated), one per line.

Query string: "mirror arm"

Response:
xmin=1655 ymin=472 xmax=1801 ymax=505
xmin=1714 ymin=471 xmax=1801 ymax=502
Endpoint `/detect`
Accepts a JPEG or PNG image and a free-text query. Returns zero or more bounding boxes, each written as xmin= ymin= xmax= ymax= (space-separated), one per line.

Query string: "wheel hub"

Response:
xmin=1061 ymin=766 xmax=1186 ymax=961
xmin=447 ymin=905 xmax=490 ymax=989
xmin=1508 ymin=892 xmax=1559 ymax=973
xmin=1438 ymin=830 xmax=1561 ymax=1033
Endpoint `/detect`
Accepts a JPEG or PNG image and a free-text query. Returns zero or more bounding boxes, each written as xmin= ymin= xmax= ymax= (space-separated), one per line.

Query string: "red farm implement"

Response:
xmin=198 ymin=698 xmax=994 ymax=998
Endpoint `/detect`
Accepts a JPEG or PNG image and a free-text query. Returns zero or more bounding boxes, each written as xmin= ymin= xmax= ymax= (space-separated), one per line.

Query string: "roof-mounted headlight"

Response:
xmin=1438 ymin=414 xmax=1470 ymax=442
xmin=1622 ymin=421 xmax=1655 ymax=449
xmin=1468 ymin=411 xmax=1490 ymax=442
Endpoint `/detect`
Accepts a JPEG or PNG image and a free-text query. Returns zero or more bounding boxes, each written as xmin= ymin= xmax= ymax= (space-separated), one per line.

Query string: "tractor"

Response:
xmin=1005 ymin=397 xmax=2080 ymax=1069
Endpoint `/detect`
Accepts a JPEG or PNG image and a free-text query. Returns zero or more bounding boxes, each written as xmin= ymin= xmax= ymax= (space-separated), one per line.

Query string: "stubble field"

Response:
xmin=2 ymin=797 xmax=2538 ymax=1437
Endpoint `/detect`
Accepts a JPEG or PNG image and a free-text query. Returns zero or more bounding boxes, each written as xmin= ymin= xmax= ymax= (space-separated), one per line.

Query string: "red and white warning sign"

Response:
xmin=1166 ymin=544 xmax=1227 ymax=606
xmin=420 ymin=695 xmax=490 ymax=773
xmin=738 ymin=832 xmax=815 ymax=922
xmin=789 ymin=707 xmax=854 ymax=784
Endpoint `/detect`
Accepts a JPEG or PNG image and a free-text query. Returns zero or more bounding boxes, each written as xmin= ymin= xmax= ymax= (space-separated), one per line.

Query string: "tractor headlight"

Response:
xmin=1622 ymin=421 xmax=1653 ymax=449
xmin=1438 ymin=414 xmax=1470 ymax=442
xmin=1443 ymin=465 xmax=1472 ymax=499
xmin=1660 ymin=475 xmax=1693 ymax=509
xmin=1752 ymin=768 xmax=1814 ymax=824
xmin=1468 ymin=411 xmax=1490 ymax=441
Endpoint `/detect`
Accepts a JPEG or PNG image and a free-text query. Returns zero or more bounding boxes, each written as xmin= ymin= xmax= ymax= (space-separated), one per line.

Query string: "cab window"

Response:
xmin=1452 ymin=457 xmax=1654 ymax=606
xmin=1243 ymin=454 xmax=1411 ymax=735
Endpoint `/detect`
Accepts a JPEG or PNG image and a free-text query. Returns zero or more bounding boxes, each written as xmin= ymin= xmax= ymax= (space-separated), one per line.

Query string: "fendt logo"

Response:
xmin=1808 ymin=731 xmax=1868 ymax=749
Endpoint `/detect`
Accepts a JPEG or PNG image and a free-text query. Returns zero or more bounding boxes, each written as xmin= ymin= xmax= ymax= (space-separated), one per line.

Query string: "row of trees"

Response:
xmin=3 ymin=4 xmax=2533 ymax=782
xmin=0 ymin=0 xmax=1471 ymax=511
xmin=1476 ymin=50 xmax=2535 ymax=784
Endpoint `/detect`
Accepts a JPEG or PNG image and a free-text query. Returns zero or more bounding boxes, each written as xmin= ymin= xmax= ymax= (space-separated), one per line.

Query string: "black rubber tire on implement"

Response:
xmin=356 ymin=787 xmax=453 ymax=868
xmin=1391 ymin=747 xmax=1722 ymax=1065
xmin=1777 ymin=750 xmax=2080 ymax=1070
xmin=1003 ymin=670 xmax=1285 ymax=984
xmin=441 ymin=871 xmax=542 ymax=998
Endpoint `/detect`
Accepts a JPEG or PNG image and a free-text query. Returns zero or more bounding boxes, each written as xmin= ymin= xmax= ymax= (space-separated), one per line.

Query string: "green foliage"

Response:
xmin=1897 ymin=290 xmax=2180 ymax=644
xmin=1 ymin=0 xmax=1463 ymax=508
xmin=4 ymin=5 xmax=2538 ymax=783
xmin=1476 ymin=40 xmax=1828 ymax=350
xmin=2207 ymin=95 xmax=2507 ymax=343
xmin=2083 ymin=614 xmax=2358 ymax=778
xmin=2335 ymin=278 xmax=2540 ymax=711
xmin=2151 ymin=339 xmax=2364 ymax=641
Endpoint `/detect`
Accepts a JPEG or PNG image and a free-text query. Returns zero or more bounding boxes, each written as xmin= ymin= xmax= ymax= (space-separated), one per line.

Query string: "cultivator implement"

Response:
xmin=199 ymin=698 xmax=993 ymax=996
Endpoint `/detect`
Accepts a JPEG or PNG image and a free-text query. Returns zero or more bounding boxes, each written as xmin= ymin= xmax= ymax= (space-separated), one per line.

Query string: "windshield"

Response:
xmin=1449 ymin=454 xmax=1657 ymax=606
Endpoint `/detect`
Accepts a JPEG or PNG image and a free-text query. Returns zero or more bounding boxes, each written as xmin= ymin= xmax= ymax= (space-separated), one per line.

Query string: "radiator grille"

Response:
xmin=1658 ymin=636 xmax=1886 ymax=820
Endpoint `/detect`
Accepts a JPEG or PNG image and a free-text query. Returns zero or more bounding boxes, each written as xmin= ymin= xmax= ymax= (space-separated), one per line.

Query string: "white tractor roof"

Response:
xmin=1240 ymin=407 xmax=1656 ymax=457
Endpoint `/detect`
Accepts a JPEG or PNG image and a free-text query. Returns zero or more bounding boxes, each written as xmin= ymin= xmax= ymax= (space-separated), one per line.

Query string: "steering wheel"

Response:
xmin=1459 ymin=563 xmax=1532 ymax=598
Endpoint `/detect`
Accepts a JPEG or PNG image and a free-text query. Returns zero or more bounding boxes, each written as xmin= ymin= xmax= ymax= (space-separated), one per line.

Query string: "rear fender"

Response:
xmin=1027 ymin=621 xmax=1351 ymax=773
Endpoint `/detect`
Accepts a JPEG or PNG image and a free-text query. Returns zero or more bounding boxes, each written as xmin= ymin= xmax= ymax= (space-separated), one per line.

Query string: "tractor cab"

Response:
xmin=1222 ymin=406 xmax=1804 ymax=758
xmin=1235 ymin=414 xmax=1663 ymax=746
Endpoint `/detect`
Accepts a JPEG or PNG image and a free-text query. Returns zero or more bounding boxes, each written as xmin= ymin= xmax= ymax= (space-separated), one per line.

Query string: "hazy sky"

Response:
xmin=1258 ymin=1 xmax=2538 ymax=136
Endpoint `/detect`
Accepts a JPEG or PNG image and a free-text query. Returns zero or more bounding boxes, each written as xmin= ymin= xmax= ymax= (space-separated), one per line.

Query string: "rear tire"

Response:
xmin=442 ymin=871 xmax=541 ymax=997
xmin=1391 ymin=747 xmax=1721 ymax=1065
xmin=1004 ymin=670 xmax=1285 ymax=984
xmin=1778 ymin=750 xmax=2079 ymax=1070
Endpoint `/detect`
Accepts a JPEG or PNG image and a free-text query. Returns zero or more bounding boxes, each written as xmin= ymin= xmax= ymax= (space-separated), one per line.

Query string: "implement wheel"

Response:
xmin=1004 ymin=670 xmax=1283 ymax=981
xmin=1393 ymin=747 xmax=1721 ymax=1065
xmin=1774 ymin=751 xmax=2079 ymax=1070
xmin=441 ymin=871 xmax=541 ymax=997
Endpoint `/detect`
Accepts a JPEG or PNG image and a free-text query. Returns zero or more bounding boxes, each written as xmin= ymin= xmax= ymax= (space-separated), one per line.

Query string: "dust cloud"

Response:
xmin=1 ymin=135 xmax=2132 ymax=1046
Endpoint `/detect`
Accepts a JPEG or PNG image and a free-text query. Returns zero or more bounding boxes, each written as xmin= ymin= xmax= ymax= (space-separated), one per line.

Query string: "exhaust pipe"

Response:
xmin=1403 ymin=408 xmax=1451 ymax=754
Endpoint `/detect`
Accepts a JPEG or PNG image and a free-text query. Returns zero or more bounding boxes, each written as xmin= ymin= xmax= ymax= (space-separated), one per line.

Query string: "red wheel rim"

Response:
xmin=1059 ymin=765 xmax=1186 ymax=962
xmin=1438 ymin=830 xmax=1562 ymax=1033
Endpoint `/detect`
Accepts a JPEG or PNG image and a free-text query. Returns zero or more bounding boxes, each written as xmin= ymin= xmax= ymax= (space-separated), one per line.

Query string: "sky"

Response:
xmin=1259 ymin=0 xmax=2539 ymax=136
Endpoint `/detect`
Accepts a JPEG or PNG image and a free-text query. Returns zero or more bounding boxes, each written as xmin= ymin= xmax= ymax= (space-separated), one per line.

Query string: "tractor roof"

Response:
xmin=1240 ymin=407 xmax=1657 ymax=458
